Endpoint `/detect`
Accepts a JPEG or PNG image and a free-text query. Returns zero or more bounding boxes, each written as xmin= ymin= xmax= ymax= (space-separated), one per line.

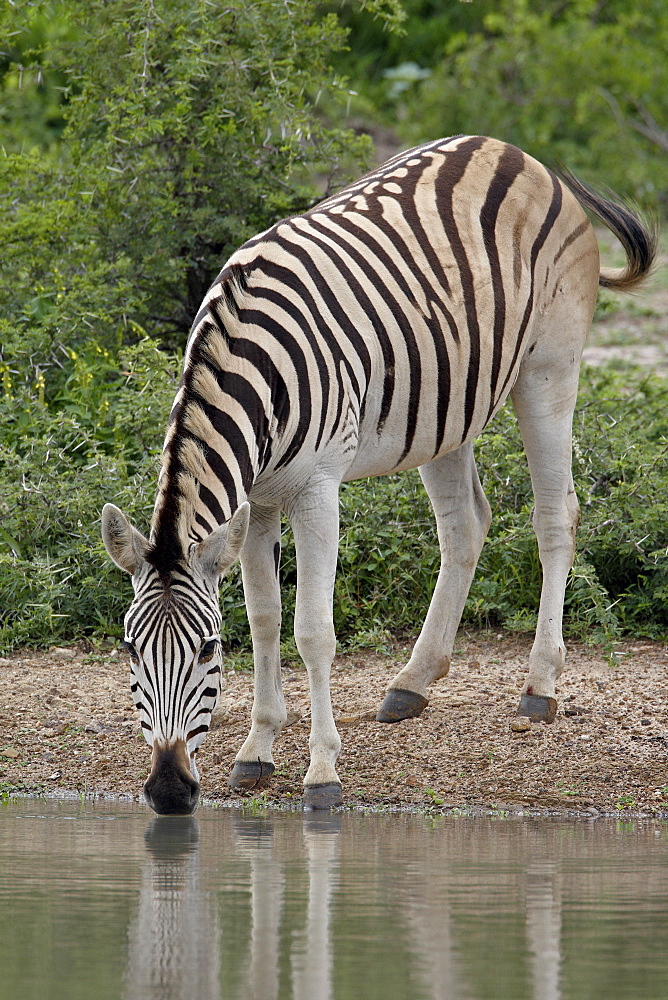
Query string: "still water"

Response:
xmin=1 ymin=799 xmax=667 ymax=1000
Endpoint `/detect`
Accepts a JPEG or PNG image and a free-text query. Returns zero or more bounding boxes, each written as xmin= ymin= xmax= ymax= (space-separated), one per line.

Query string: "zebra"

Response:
xmin=101 ymin=134 xmax=656 ymax=814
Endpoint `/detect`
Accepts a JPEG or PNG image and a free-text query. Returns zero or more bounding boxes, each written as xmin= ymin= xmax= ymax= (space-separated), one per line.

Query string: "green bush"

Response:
xmin=0 ymin=340 xmax=174 ymax=649
xmin=1 ymin=363 xmax=666 ymax=653
xmin=331 ymin=366 xmax=668 ymax=646
xmin=333 ymin=0 xmax=668 ymax=209
xmin=1 ymin=1 xmax=665 ymax=653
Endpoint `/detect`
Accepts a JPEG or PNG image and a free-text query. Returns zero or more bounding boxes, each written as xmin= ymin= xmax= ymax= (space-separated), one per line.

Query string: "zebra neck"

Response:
xmin=148 ymin=397 xmax=257 ymax=572
xmin=149 ymin=262 xmax=271 ymax=572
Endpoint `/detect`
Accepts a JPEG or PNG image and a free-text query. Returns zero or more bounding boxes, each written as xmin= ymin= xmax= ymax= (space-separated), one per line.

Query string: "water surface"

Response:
xmin=1 ymin=799 xmax=667 ymax=1000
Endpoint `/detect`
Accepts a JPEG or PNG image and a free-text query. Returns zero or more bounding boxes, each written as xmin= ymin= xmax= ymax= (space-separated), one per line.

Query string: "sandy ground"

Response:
xmin=1 ymin=633 xmax=667 ymax=816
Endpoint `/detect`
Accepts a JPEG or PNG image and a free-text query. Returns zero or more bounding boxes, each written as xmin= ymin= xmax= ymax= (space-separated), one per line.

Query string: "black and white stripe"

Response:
xmin=124 ymin=564 xmax=222 ymax=751
xmin=149 ymin=135 xmax=606 ymax=560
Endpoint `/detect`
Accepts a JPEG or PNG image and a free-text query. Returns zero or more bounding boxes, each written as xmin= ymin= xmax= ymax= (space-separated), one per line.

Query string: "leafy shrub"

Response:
xmin=0 ymin=363 xmax=666 ymax=653
xmin=254 ymin=365 xmax=668 ymax=651
xmin=334 ymin=0 xmax=668 ymax=209
xmin=0 ymin=2 xmax=665 ymax=652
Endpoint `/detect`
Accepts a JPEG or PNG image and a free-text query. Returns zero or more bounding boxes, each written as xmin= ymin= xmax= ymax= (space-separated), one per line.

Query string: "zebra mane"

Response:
xmin=148 ymin=264 xmax=252 ymax=575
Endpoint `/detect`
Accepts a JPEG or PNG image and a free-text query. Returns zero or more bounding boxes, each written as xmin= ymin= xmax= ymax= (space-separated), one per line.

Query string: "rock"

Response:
xmin=49 ymin=647 xmax=76 ymax=662
xmin=337 ymin=708 xmax=377 ymax=726
xmin=335 ymin=714 xmax=359 ymax=726
xmin=510 ymin=716 xmax=532 ymax=733
xmin=42 ymin=722 xmax=68 ymax=737
xmin=85 ymin=720 xmax=104 ymax=734
xmin=210 ymin=708 xmax=229 ymax=727
xmin=0 ymin=657 xmax=12 ymax=667
xmin=0 ymin=747 xmax=19 ymax=758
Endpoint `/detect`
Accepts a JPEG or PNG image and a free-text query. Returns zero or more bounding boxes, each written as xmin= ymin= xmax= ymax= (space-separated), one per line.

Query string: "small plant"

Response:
xmin=241 ymin=793 xmax=271 ymax=816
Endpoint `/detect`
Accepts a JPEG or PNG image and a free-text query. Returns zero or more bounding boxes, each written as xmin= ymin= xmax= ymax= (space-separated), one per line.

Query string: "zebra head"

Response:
xmin=101 ymin=502 xmax=250 ymax=815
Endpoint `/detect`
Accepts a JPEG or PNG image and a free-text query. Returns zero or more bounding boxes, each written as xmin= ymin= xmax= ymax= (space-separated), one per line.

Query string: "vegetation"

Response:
xmin=0 ymin=0 xmax=665 ymax=652
xmin=2 ymin=362 xmax=666 ymax=652
xmin=334 ymin=0 xmax=668 ymax=208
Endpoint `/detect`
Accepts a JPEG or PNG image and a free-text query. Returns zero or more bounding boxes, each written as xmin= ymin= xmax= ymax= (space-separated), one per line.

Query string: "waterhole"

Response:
xmin=1 ymin=799 xmax=667 ymax=999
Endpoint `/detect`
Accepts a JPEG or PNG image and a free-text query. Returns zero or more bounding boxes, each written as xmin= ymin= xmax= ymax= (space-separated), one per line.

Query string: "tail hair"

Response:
xmin=556 ymin=166 xmax=658 ymax=292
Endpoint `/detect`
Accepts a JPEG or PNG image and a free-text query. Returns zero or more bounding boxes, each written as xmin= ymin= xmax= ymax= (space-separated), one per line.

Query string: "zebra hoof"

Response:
xmin=303 ymin=783 xmax=342 ymax=811
xmin=376 ymin=688 xmax=429 ymax=723
xmin=517 ymin=693 xmax=558 ymax=724
xmin=228 ymin=760 xmax=275 ymax=791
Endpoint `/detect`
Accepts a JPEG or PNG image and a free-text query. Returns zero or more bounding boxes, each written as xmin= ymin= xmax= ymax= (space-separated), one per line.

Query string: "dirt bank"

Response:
xmin=1 ymin=634 xmax=667 ymax=816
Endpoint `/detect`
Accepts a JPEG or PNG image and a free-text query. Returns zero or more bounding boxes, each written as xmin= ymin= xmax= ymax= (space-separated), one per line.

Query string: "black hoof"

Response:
xmin=303 ymin=783 xmax=342 ymax=811
xmin=517 ymin=693 xmax=558 ymax=723
xmin=228 ymin=760 xmax=275 ymax=790
xmin=376 ymin=688 xmax=429 ymax=723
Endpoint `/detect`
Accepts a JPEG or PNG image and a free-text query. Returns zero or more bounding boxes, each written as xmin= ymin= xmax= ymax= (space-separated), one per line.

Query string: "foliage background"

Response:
xmin=0 ymin=0 xmax=666 ymax=652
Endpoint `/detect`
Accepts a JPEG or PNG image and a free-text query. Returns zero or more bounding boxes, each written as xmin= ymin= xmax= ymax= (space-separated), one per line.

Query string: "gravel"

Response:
xmin=1 ymin=634 xmax=667 ymax=816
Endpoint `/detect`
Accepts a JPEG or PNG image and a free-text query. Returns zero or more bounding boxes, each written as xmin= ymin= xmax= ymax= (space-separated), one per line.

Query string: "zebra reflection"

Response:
xmin=124 ymin=817 xmax=220 ymax=1000
xmin=232 ymin=812 xmax=339 ymax=1000
xmin=124 ymin=813 xmax=339 ymax=1000
xmin=124 ymin=814 xmax=562 ymax=1000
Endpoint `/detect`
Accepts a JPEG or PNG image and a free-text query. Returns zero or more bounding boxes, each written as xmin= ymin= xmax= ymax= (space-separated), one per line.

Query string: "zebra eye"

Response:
xmin=199 ymin=639 xmax=218 ymax=663
xmin=122 ymin=639 xmax=139 ymax=661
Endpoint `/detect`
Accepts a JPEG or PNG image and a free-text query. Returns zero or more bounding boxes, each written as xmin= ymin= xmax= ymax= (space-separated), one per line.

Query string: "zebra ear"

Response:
xmin=101 ymin=503 xmax=150 ymax=576
xmin=193 ymin=502 xmax=251 ymax=579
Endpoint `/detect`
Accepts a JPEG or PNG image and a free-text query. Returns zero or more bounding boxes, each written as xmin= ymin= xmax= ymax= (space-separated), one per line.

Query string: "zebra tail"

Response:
xmin=556 ymin=165 xmax=658 ymax=292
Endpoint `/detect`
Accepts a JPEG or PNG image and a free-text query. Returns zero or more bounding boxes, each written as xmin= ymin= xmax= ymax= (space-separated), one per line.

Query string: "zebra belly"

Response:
xmin=342 ymin=411 xmax=490 ymax=482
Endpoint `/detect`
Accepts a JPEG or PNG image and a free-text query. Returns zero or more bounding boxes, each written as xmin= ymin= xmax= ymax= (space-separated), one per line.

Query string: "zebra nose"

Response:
xmin=144 ymin=742 xmax=200 ymax=815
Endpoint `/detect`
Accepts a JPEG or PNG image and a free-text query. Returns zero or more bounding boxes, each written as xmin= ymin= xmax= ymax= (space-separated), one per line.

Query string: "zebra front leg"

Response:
xmin=229 ymin=504 xmax=287 ymax=791
xmin=377 ymin=443 xmax=492 ymax=722
xmin=511 ymin=361 xmax=581 ymax=723
xmin=287 ymin=480 xmax=342 ymax=810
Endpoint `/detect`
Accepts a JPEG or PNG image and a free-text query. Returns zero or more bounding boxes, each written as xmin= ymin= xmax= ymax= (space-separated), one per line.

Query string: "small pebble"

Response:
xmin=0 ymin=657 xmax=12 ymax=667
xmin=510 ymin=716 xmax=532 ymax=733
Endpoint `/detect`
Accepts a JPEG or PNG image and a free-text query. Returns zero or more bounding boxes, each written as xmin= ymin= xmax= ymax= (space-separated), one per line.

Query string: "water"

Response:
xmin=1 ymin=800 xmax=667 ymax=1000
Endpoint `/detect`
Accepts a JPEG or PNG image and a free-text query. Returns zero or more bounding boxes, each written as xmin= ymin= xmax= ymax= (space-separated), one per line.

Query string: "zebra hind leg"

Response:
xmin=229 ymin=504 xmax=286 ymax=791
xmin=377 ymin=442 xmax=492 ymax=723
xmin=510 ymin=353 xmax=582 ymax=723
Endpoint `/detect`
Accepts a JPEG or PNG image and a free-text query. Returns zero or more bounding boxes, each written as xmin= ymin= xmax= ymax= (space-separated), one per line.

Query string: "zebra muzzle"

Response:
xmin=144 ymin=739 xmax=200 ymax=815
